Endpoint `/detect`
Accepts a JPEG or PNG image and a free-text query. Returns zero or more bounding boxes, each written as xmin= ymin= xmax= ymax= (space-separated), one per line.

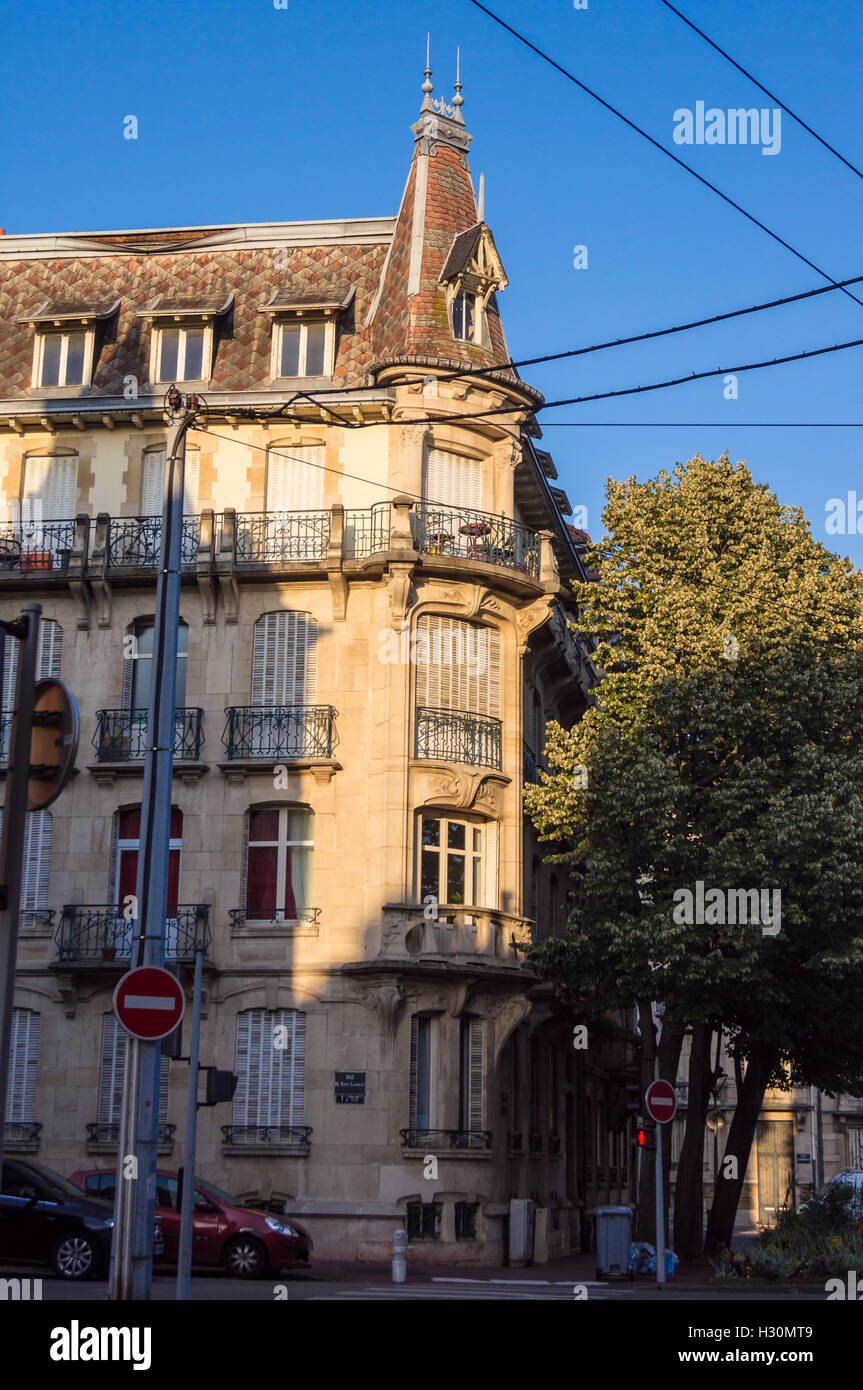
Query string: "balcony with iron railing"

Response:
xmin=221 ymin=1125 xmax=313 ymax=1155
xmin=0 ymin=519 xmax=76 ymax=572
xmin=222 ymin=705 xmax=339 ymax=761
xmin=87 ymin=1122 xmax=175 ymax=1149
xmin=413 ymin=502 xmax=541 ymax=579
xmin=55 ymin=904 xmax=210 ymax=964
xmin=343 ymin=502 xmax=391 ymax=559
xmin=92 ymin=708 xmax=204 ymax=762
xmin=232 ymin=510 xmax=330 ymax=565
xmin=4 ymin=1121 xmax=43 ymax=1150
xmin=229 ymin=907 xmax=320 ymax=932
xmin=400 ymin=1128 xmax=493 ymax=1152
xmin=107 ymin=515 xmax=202 ymax=569
xmin=415 ymin=706 xmax=502 ymax=770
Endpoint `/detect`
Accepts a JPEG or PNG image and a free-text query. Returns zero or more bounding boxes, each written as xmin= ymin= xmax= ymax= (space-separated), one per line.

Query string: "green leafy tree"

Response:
xmin=526 ymin=455 xmax=863 ymax=1257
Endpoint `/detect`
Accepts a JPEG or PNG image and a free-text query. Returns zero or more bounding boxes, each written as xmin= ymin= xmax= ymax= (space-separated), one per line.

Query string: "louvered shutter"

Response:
xmin=266 ymin=446 xmax=324 ymax=512
xmin=6 ymin=1009 xmax=39 ymax=1124
xmin=98 ymin=1014 xmax=168 ymax=1128
xmin=409 ymin=1015 xmax=420 ymax=1129
xmin=415 ymin=616 xmax=499 ymax=716
xmin=233 ymin=1009 xmax=305 ymax=1130
xmin=141 ymin=449 xmax=199 ymax=515
xmin=251 ymin=612 xmax=316 ymax=705
xmin=2 ymin=620 xmax=61 ymax=713
xmin=22 ymin=455 xmax=78 ymax=519
xmin=422 ymin=449 xmax=482 ymax=512
xmin=0 ymin=809 xmax=51 ymax=915
xmin=468 ymin=1016 xmax=484 ymax=1131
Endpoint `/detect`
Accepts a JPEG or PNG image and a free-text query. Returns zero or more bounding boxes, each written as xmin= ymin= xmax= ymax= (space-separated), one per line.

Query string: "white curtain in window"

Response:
xmin=140 ymin=449 xmax=200 ymax=515
xmin=251 ymin=612 xmax=317 ymax=705
xmin=233 ymin=1008 xmax=306 ymax=1129
xmin=266 ymin=446 xmax=324 ymax=512
xmin=422 ymin=448 xmax=482 ymax=512
xmin=6 ymin=1009 xmax=39 ymax=1124
xmin=414 ymin=615 xmax=500 ymax=716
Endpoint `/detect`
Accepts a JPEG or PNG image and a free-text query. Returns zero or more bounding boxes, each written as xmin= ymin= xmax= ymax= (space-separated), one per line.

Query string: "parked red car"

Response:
xmin=68 ymin=1168 xmax=311 ymax=1278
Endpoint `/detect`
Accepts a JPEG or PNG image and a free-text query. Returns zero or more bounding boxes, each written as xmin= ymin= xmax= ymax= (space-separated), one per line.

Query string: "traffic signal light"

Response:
xmin=203 ymin=1067 xmax=237 ymax=1105
xmin=636 ymin=1125 xmax=646 ymax=1148
xmin=624 ymin=1063 xmax=641 ymax=1117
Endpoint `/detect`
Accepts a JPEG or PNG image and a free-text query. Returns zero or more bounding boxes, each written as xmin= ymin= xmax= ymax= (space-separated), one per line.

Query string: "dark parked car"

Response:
xmin=0 ymin=1157 xmax=161 ymax=1279
xmin=69 ymin=1167 xmax=312 ymax=1278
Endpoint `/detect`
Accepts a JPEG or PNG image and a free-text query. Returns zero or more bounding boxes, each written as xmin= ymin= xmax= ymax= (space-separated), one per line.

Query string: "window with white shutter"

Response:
xmin=251 ymin=612 xmax=317 ymax=706
xmin=6 ymin=1009 xmax=39 ymax=1126
xmin=414 ymin=616 xmax=499 ymax=716
xmin=22 ymin=455 xmax=78 ymax=520
xmin=422 ymin=449 xmax=483 ymax=512
xmin=459 ymin=1015 xmax=485 ymax=1133
xmin=0 ymin=809 xmax=52 ymax=917
xmin=2 ymin=621 xmax=62 ymax=763
xmin=233 ymin=1008 xmax=306 ymax=1132
xmin=266 ymin=446 xmax=324 ymax=512
xmin=140 ymin=448 xmax=200 ymax=515
xmin=409 ymin=1015 xmax=432 ymax=1131
xmin=98 ymin=1013 xmax=169 ymax=1131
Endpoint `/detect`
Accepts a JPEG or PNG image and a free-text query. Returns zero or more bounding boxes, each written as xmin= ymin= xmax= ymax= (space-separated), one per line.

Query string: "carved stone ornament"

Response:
xmin=487 ymin=994 xmax=532 ymax=1065
xmin=516 ymin=596 xmax=555 ymax=653
xmin=418 ymin=768 xmax=509 ymax=812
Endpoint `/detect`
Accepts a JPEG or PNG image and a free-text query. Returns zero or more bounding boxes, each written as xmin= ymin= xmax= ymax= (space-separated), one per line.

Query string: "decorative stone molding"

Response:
xmin=515 ymin=595 xmax=555 ymax=654
xmin=487 ymin=993 xmax=532 ymax=1066
xmin=388 ymin=565 xmax=414 ymax=627
xmin=416 ymin=766 xmax=510 ymax=813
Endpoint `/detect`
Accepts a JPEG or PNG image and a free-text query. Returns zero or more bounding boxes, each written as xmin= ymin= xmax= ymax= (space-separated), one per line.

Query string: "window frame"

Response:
xmin=270 ymin=317 xmax=335 ymax=380
xmin=150 ymin=320 xmax=214 ymax=385
xmin=243 ymin=805 xmax=315 ymax=925
xmin=31 ymin=328 xmax=95 ymax=389
xmin=416 ymin=812 xmax=497 ymax=911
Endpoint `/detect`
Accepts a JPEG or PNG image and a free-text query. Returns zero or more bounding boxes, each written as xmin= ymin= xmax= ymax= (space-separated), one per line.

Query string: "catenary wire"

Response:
xmin=467 ymin=0 xmax=863 ymax=311
xmin=659 ymin=0 xmax=863 ymax=184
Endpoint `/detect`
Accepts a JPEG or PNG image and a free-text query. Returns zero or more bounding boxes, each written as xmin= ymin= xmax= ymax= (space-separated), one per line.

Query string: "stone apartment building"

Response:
xmin=0 ymin=68 xmax=637 ymax=1263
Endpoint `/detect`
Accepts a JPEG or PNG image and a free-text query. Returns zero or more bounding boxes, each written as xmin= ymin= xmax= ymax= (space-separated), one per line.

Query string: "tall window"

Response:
xmin=124 ymin=619 xmax=188 ymax=712
xmin=233 ymin=1008 xmax=306 ymax=1132
xmin=251 ymin=612 xmax=316 ymax=706
xmin=21 ymin=454 xmax=78 ymax=534
xmin=409 ymin=1015 xmax=433 ymax=1131
xmin=451 ymin=291 xmax=476 ymax=343
xmin=414 ymin=616 xmax=500 ymax=717
xmin=112 ymin=807 xmax=183 ymax=949
xmin=243 ymin=807 xmax=314 ymax=923
xmin=2 ymin=620 xmax=63 ymax=762
xmin=0 ymin=811 xmax=52 ymax=919
xmin=420 ymin=815 xmax=485 ymax=907
xmin=422 ymin=448 xmax=482 ymax=512
xmin=98 ymin=1013 xmax=168 ymax=1132
xmin=459 ymin=1015 xmax=485 ymax=1132
xmin=265 ymin=445 xmax=325 ymax=512
xmin=140 ymin=448 xmax=200 ymax=516
xmin=6 ymin=1009 xmax=39 ymax=1128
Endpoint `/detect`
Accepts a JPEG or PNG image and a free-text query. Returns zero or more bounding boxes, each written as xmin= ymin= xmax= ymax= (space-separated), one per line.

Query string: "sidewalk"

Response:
xmin=296 ymin=1250 xmax=719 ymax=1287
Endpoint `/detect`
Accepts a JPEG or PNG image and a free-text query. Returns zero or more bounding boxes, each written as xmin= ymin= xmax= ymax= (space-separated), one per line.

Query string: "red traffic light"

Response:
xmin=636 ymin=1127 xmax=646 ymax=1147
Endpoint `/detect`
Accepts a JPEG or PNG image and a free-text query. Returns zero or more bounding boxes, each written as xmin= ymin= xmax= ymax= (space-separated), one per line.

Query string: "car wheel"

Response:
xmin=222 ymin=1235 xmax=268 ymax=1279
xmin=53 ymin=1233 xmax=98 ymax=1280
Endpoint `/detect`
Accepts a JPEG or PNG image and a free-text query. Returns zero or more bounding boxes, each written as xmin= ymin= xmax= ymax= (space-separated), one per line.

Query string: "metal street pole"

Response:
xmin=176 ymin=944 xmax=204 ymax=1299
xmin=654 ymin=1055 xmax=666 ymax=1287
xmin=0 ymin=602 xmax=41 ymax=1183
xmin=109 ymin=395 xmax=196 ymax=1299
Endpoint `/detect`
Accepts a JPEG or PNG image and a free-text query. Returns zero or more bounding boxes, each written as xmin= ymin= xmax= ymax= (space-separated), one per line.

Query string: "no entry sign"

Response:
xmin=113 ymin=966 xmax=185 ymax=1041
xmin=645 ymin=1079 xmax=678 ymax=1124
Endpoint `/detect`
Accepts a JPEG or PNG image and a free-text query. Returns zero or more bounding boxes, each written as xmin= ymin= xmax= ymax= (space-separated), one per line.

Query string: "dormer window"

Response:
xmin=452 ymin=291 xmax=476 ymax=343
xmin=257 ymin=289 xmax=355 ymax=383
xmin=137 ymin=292 xmax=234 ymax=388
xmin=19 ymin=299 xmax=120 ymax=393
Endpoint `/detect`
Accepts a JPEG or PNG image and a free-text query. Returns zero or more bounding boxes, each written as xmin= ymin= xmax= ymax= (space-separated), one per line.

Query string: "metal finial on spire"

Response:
xmin=452 ymin=45 xmax=464 ymax=120
xmin=422 ymin=34 xmax=433 ymax=94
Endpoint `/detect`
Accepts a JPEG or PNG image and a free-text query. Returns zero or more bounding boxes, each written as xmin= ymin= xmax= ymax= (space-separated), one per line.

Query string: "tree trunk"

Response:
xmin=703 ymin=1045 xmax=778 ymax=1256
xmin=673 ymin=1022 xmax=713 ymax=1260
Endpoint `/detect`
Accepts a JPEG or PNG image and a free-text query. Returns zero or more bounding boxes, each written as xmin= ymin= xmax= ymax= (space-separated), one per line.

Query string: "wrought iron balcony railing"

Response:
xmin=87 ymin=1123 xmax=176 ymax=1145
xmin=56 ymin=905 xmax=210 ymax=962
xmin=20 ymin=909 xmax=56 ymax=931
xmin=343 ymin=502 xmax=391 ymax=558
xmin=507 ymin=1132 xmax=524 ymax=1153
xmin=415 ymin=706 xmax=502 ymax=770
xmin=232 ymin=510 xmax=330 ymax=563
xmin=400 ymin=1128 xmax=493 ymax=1151
xmin=221 ymin=1125 xmax=313 ymax=1147
xmin=414 ymin=502 xmax=540 ymax=578
xmin=92 ymin=708 xmax=204 ymax=762
xmin=4 ymin=1122 xmax=42 ymax=1144
xmin=108 ymin=515 xmax=202 ymax=568
xmin=229 ymin=907 xmax=320 ymax=928
xmin=222 ymin=704 xmax=339 ymax=760
xmin=0 ymin=520 xmax=76 ymax=571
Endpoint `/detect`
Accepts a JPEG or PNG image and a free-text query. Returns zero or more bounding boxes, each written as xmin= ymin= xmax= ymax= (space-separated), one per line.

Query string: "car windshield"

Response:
xmin=4 ymin=1161 xmax=102 ymax=1201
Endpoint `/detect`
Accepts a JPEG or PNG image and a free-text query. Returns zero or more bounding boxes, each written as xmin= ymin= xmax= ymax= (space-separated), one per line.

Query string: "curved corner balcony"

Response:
xmin=92 ymin=708 xmax=204 ymax=762
xmin=413 ymin=503 xmax=540 ymax=578
xmin=222 ymin=704 xmax=339 ymax=760
xmin=415 ymin=706 xmax=502 ymax=770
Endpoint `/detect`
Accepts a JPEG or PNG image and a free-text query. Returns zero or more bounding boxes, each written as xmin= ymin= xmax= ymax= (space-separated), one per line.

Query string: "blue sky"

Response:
xmin=2 ymin=0 xmax=862 ymax=565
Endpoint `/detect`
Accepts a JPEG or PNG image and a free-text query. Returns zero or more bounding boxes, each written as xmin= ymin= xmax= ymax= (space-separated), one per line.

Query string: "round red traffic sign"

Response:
xmin=113 ymin=966 xmax=185 ymax=1041
xmin=645 ymin=1079 xmax=678 ymax=1124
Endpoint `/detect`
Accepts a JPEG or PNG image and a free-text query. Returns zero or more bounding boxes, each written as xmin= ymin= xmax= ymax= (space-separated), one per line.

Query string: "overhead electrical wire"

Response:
xmin=467 ymin=0 xmax=863 ymax=311
xmin=659 ymin=0 xmax=863 ymax=184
